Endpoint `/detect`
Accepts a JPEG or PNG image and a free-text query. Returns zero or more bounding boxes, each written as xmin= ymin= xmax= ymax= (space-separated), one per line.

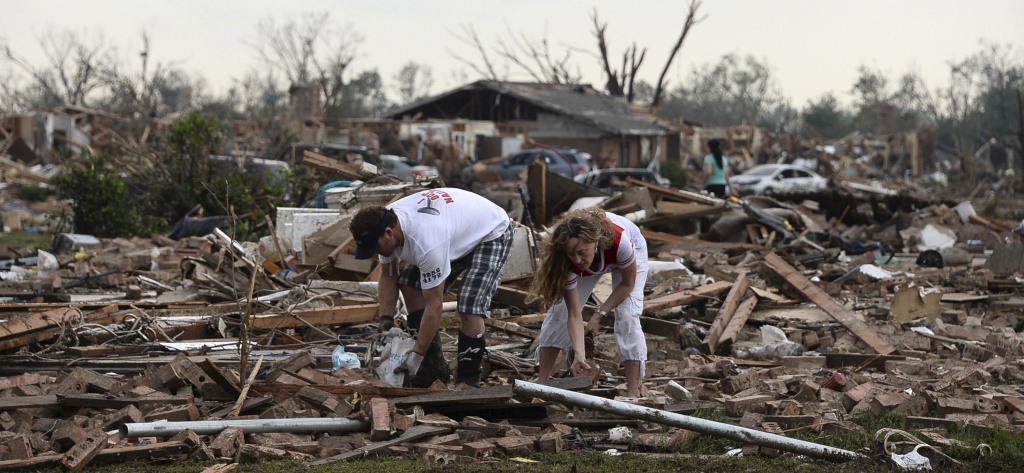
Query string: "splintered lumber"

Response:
xmin=702 ymin=274 xmax=750 ymax=354
xmin=763 ymin=253 xmax=897 ymax=355
xmin=300 ymin=150 xmax=363 ymax=180
xmin=250 ymin=304 xmax=378 ymax=329
xmin=625 ymin=178 xmax=721 ymax=205
xmin=716 ymin=296 xmax=758 ymax=353
xmin=227 ymin=355 xmax=264 ymax=419
xmin=484 ymin=318 xmax=538 ymax=339
xmin=0 ymin=305 xmax=120 ymax=352
xmin=643 ymin=280 xmax=732 ymax=314
xmin=308 ymin=425 xmax=450 ymax=465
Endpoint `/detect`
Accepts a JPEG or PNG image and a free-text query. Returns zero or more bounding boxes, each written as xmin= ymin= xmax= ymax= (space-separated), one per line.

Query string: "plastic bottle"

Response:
xmin=332 ymin=338 xmax=361 ymax=372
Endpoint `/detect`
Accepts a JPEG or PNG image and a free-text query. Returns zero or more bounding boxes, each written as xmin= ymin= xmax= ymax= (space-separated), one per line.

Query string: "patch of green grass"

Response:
xmin=0 ymin=231 xmax=53 ymax=253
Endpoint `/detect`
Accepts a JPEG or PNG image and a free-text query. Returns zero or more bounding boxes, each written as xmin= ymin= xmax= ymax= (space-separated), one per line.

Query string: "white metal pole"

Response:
xmin=512 ymin=379 xmax=865 ymax=462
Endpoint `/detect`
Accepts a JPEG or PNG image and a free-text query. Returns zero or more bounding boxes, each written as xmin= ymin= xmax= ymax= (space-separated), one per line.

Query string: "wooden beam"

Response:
xmin=701 ymin=274 xmax=749 ymax=354
xmin=643 ymin=280 xmax=732 ymax=314
xmin=300 ymin=150 xmax=361 ymax=180
xmin=716 ymin=296 xmax=757 ymax=354
xmin=250 ymin=304 xmax=379 ymax=329
xmin=484 ymin=318 xmax=539 ymax=339
xmin=763 ymin=252 xmax=897 ymax=355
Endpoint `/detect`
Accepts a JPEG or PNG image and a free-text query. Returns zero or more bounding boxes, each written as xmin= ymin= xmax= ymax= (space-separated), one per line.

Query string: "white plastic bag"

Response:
xmin=37 ymin=250 xmax=59 ymax=272
xmin=332 ymin=344 xmax=361 ymax=371
xmin=376 ymin=329 xmax=416 ymax=386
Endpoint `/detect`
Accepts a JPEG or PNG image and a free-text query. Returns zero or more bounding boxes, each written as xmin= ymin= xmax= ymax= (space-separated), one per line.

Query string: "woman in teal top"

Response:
xmin=701 ymin=139 xmax=733 ymax=198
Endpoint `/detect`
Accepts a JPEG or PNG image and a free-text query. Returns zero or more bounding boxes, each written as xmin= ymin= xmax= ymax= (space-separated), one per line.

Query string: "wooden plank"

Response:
xmin=763 ymin=252 xmax=897 ymax=355
xmin=702 ymin=274 xmax=749 ymax=354
xmin=716 ymin=296 xmax=758 ymax=354
xmin=391 ymin=376 xmax=592 ymax=408
xmin=300 ymin=150 xmax=362 ymax=180
xmin=308 ymin=425 xmax=450 ymax=465
xmin=643 ymin=280 xmax=732 ymax=314
xmin=624 ymin=178 xmax=720 ymax=205
xmin=485 ymin=318 xmax=539 ymax=339
xmin=655 ymin=200 xmax=715 ymax=214
xmin=501 ymin=313 xmax=546 ymax=324
xmin=0 ymin=442 xmax=190 ymax=472
xmin=250 ymin=304 xmax=379 ymax=329
xmin=0 ymin=394 xmax=58 ymax=410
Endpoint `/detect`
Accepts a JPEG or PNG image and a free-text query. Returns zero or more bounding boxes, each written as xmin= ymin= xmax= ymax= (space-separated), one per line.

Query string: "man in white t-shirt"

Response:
xmin=350 ymin=188 xmax=513 ymax=388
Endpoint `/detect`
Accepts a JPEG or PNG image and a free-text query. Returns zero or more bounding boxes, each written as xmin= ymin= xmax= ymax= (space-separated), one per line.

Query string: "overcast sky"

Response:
xmin=4 ymin=0 xmax=1022 ymax=108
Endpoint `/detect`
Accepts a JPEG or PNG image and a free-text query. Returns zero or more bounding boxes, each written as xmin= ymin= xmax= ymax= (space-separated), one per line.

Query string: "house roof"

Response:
xmin=385 ymin=80 xmax=665 ymax=136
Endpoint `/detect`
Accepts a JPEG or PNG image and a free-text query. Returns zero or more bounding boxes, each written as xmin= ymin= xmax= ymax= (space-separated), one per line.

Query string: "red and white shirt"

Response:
xmin=565 ymin=212 xmax=644 ymax=290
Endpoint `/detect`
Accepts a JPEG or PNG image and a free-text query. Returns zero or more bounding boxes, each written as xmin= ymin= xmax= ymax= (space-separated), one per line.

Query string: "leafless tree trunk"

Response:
xmin=591 ymin=10 xmax=644 ymax=99
xmin=593 ymin=1 xmax=702 ymax=109
xmin=651 ymin=0 xmax=703 ymax=110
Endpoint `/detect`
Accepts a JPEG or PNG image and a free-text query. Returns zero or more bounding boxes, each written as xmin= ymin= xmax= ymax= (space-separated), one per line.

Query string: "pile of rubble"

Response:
xmin=1 ymin=160 xmax=1023 ymax=470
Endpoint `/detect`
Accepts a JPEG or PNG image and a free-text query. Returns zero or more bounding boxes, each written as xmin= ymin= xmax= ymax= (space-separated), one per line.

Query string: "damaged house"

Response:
xmin=385 ymin=80 xmax=671 ymax=168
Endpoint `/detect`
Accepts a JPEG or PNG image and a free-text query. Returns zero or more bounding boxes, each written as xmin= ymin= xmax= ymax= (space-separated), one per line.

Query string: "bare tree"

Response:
xmin=393 ymin=61 xmax=435 ymax=105
xmin=650 ymin=0 xmax=703 ymax=110
xmin=591 ymin=10 xmax=645 ymax=100
xmin=0 ymin=27 xmax=112 ymax=110
xmin=250 ymin=12 xmax=364 ymax=117
xmin=593 ymin=1 xmax=702 ymax=109
xmin=449 ymin=25 xmax=508 ymax=82
xmin=449 ymin=22 xmax=582 ymax=85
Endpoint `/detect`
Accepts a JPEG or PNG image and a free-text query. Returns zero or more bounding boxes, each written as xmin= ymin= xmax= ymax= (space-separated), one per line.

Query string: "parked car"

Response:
xmin=477 ymin=148 xmax=593 ymax=181
xmin=380 ymin=155 xmax=439 ymax=181
xmin=574 ymin=168 xmax=669 ymax=192
xmin=730 ymin=164 xmax=828 ymax=196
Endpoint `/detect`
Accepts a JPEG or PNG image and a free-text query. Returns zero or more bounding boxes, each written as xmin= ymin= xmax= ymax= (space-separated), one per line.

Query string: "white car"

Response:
xmin=730 ymin=164 xmax=828 ymax=196
xmin=380 ymin=155 xmax=439 ymax=181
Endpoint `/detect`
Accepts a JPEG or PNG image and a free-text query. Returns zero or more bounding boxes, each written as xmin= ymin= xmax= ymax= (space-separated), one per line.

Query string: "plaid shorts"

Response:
xmin=397 ymin=222 xmax=513 ymax=316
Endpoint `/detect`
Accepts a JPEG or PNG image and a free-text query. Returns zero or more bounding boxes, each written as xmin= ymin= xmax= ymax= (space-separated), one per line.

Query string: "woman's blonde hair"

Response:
xmin=527 ymin=207 xmax=614 ymax=312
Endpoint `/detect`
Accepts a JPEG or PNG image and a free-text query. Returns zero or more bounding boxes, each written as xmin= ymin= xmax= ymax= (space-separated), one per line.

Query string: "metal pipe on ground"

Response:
xmin=121 ymin=417 xmax=369 ymax=438
xmin=512 ymin=379 xmax=866 ymax=462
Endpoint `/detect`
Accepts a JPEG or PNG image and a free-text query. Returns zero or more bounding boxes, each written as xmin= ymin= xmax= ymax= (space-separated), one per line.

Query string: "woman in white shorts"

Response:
xmin=529 ymin=207 xmax=648 ymax=398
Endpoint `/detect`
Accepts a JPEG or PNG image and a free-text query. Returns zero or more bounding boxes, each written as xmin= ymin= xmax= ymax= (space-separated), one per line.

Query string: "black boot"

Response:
xmin=456 ymin=330 xmax=486 ymax=388
xmin=404 ymin=310 xmax=451 ymax=388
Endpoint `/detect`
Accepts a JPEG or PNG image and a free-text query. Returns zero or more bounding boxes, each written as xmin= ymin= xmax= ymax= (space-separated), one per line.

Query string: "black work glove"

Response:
xmin=378 ymin=315 xmax=395 ymax=333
